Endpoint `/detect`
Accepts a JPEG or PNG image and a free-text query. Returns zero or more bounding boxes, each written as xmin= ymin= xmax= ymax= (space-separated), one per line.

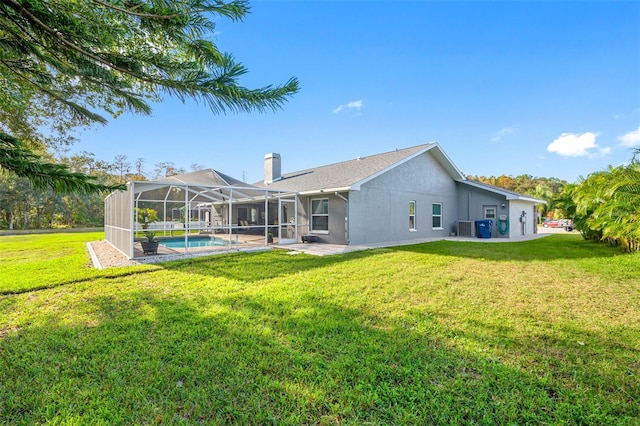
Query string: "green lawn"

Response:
xmin=1 ymin=233 xmax=638 ymax=424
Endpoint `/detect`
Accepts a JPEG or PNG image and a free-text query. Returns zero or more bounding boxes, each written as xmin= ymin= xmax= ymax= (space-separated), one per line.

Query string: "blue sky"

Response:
xmin=73 ymin=1 xmax=639 ymax=184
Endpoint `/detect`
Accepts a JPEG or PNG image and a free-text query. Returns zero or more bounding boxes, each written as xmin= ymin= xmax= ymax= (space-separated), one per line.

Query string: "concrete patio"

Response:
xmin=276 ymin=230 xmax=557 ymax=257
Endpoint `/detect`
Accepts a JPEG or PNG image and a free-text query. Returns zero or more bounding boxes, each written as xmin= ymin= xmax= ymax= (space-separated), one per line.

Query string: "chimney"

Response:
xmin=264 ymin=153 xmax=281 ymax=184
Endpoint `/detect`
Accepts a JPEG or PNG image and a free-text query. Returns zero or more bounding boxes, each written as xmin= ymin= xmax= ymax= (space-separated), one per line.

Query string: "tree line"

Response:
xmin=0 ymin=153 xmax=201 ymax=230
xmin=465 ymin=174 xmax=568 ymax=220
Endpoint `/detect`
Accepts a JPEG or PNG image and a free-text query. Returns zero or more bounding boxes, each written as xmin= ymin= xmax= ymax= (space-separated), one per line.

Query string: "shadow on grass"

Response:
xmin=423 ymin=308 xmax=639 ymax=385
xmin=0 ymin=267 xmax=160 ymax=296
xmin=1 ymin=287 xmax=636 ymax=424
xmin=157 ymin=248 xmax=384 ymax=283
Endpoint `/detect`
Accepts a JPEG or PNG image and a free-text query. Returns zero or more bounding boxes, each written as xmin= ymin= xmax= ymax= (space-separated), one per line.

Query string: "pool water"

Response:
xmin=159 ymin=237 xmax=231 ymax=249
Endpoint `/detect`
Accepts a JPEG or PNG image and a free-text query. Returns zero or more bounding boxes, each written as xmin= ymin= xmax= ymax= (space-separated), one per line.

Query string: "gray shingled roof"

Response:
xmin=457 ymin=180 xmax=547 ymax=204
xmin=161 ymin=169 xmax=251 ymax=188
xmin=254 ymin=143 xmax=462 ymax=193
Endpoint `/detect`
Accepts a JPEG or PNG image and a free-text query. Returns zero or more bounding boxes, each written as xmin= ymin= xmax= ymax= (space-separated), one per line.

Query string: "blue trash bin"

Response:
xmin=475 ymin=220 xmax=493 ymax=238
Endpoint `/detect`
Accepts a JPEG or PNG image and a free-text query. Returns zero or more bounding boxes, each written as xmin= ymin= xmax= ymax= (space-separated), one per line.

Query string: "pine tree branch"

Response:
xmin=90 ymin=0 xmax=189 ymax=20
xmin=0 ymin=0 xmax=299 ymax=196
xmin=4 ymin=0 xmax=159 ymax=83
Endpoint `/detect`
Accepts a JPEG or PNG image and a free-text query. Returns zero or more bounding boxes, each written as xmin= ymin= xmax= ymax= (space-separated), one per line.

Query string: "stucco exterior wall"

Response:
xmin=348 ymin=152 xmax=458 ymax=245
xmin=456 ymin=183 xmax=542 ymax=238
xmin=456 ymin=183 xmax=508 ymax=238
xmin=299 ymin=193 xmax=348 ymax=244
xmin=508 ymin=200 xmax=538 ymax=237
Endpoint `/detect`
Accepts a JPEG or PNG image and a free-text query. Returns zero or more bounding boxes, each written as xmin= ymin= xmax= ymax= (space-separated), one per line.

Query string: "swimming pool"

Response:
xmin=159 ymin=237 xmax=233 ymax=249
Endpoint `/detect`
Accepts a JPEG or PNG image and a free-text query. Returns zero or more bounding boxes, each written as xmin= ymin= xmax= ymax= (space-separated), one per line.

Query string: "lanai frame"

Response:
xmin=104 ymin=180 xmax=297 ymax=259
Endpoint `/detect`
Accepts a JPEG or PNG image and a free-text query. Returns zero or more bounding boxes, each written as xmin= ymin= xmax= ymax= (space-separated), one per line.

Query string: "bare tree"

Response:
xmin=134 ymin=158 xmax=145 ymax=179
xmin=112 ymin=155 xmax=131 ymax=183
xmin=190 ymin=162 xmax=208 ymax=172
xmin=154 ymin=162 xmax=185 ymax=179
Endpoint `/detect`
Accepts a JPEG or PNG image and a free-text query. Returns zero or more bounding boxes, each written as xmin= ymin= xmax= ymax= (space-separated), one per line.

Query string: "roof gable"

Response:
xmin=255 ymin=142 xmax=464 ymax=193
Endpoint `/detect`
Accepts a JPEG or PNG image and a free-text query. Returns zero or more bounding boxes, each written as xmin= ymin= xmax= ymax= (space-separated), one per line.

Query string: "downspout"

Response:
xmin=184 ymin=185 xmax=189 ymax=255
xmin=210 ymin=204 xmax=214 ymax=234
xmin=130 ymin=182 xmax=135 ymax=259
xmin=264 ymin=190 xmax=269 ymax=245
xmin=335 ymin=192 xmax=349 ymax=244
xmin=228 ymin=188 xmax=233 ymax=249
xmin=163 ymin=200 xmax=167 ymax=237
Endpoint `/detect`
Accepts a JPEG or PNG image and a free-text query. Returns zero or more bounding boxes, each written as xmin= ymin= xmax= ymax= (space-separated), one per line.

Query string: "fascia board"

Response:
xmin=457 ymin=179 xmax=509 ymax=197
xmin=429 ymin=142 xmax=466 ymax=180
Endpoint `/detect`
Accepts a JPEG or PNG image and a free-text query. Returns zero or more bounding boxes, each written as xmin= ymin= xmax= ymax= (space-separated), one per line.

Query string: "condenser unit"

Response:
xmin=457 ymin=220 xmax=475 ymax=237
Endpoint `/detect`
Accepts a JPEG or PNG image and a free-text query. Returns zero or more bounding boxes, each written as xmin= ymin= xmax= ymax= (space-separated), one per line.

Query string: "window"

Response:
xmin=409 ymin=201 xmax=416 ymax=230
xmin=311 ymin=198 xmax=329 ymax=232
xmin=432 ymin=203 xmax=443 ymax=229
xmin=484 ymin=206 xmax=496 ymax=220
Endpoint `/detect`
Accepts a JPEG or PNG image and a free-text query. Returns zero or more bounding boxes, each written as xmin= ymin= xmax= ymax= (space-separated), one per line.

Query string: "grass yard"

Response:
xmin=0 ymin=233 xmax=638 ymax=424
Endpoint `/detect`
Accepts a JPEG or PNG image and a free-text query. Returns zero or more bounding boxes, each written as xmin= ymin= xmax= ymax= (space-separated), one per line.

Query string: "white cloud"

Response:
xmin=333 ymin=100 xmax=363 ymax=114
xmin=547 ymin=132 xmax=610 ymax=158
xmin=491 ymin=126 xmax=517 ymax=142
xmin=618 ymin=127 xmax=640 ymax=147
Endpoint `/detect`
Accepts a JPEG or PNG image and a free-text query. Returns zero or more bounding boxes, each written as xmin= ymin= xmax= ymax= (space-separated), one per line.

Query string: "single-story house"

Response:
xmin=104 ymin=142 xmax=545 ymax=258
xmin=254 ymin=142 xmax=545 ymax=245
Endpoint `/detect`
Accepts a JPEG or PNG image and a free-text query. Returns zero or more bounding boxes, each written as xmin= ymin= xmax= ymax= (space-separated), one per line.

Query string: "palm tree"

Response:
xmin=601 ymin=152 xmax=640 ymax=251
xmin=571 ymin=149 xmax=640 ymax=251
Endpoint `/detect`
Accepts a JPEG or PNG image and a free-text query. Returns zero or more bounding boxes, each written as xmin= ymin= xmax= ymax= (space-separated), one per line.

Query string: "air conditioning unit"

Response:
xmin=457 ymin=220 xmax=475 ymax=237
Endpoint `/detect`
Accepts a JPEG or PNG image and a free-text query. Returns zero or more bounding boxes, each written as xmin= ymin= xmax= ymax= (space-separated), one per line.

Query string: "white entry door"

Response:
xmin=278 ymin=199 xmax=297 ymax=244
xmin=483 ymin=205 xmax=497 ymax=237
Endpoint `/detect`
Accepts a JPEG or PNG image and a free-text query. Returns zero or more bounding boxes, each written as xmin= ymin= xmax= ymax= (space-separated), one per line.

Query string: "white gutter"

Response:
xmin=297 ymin=187 xmax=352 ymax=196
xmin=505 ymin=195 xmax=547 ymax=203
xmin=456 ymin=179 xmax=547 ymax=204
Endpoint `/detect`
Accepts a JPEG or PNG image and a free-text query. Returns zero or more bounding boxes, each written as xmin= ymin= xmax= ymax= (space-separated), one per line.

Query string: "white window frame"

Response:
xmin=409 ymin=200 xmax=416 ymax=231
xmin=484 ymin=206 xmax=497 ymax=220
xmin=310 ymin=198 xmax=329 ymax=234
xmin=432 ymin=202 xmax=443 ymax=230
